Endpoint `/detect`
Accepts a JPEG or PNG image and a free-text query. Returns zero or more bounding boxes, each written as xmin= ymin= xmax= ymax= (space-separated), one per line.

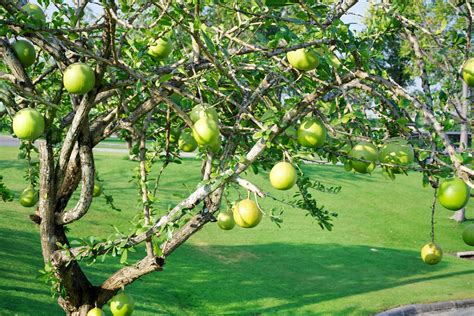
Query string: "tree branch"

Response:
xmin=55 ymin=126 xmax=95 ymax=225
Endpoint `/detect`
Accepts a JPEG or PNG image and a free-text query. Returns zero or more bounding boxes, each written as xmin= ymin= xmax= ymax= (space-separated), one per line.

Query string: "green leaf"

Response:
xmin=201 ymin=30 xmax=216 ymax=55
xmin=120 ymin=249 xmax=128 ymax=264
xmin=159 ymin=74 xmax=173 ymax=83
xmin=341 ymin=113 xmax=355 ymax=124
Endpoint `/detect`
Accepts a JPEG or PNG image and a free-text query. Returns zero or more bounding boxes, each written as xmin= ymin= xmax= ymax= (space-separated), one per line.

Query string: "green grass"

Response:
xmin=0 ymin=146 xmax=473 ymax=315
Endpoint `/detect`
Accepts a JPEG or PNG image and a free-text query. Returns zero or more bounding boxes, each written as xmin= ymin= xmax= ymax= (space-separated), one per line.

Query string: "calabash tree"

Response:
xmin=0 ymin=0 xmax=473 ymax=314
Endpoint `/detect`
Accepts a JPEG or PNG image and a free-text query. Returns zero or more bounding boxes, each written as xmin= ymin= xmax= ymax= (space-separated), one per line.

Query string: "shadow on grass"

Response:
xmin=0 ymin=228 xmax=61 ymax=314
xmin=0 ymin=159 xmax=28 ymax=172
xmin=126 ymin=242 xmax=473 ymax=314
xmin=2 ymin=226 xmax=473 ymax=315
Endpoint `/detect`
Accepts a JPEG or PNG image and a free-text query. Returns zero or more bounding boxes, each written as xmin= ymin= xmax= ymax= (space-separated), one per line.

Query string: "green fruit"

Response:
xmin=87 ymin=307 xmax=105 ymax=316
xmin=93 ymin=183 xmax=102 ymax=197
xmin=12 ymin=108 xmax=45 ymax=141
xmin=217 ymin=211 xmax=235 ymax=230
xmin=349 ymin=141 xmax=378 ymax=174
xmin=287 ymin=48 xmax=319 ymax=71
xmin=178 ymin=132 xmax=198 ymax=152
xmin=379 ymin=139 xmax=414 ymax=173
xmin=437 ymin=178 xmax=470 ymax=211
xmin=415 ymin=112 xmax=425 ymax=127
xmin=22 ymin=3 xmax=46 ymax=25
xmin=269 ymin=162 xmax=297 ymax=190
xmin=19 ymin=187 xmax=38 ymax=207
xmin=421 ymin=242 xmax=443 ymax=265
xmin=148 ymin=38 xmax=172 ymax=59
xmin=285 ymin=126 xmax=297 ymax=138
xmin=462 ymin=58 xmax=474 ymax=87
xmin=110 ymin=292 xmax=134 ymax=316
xmin=297 ymin=117 xmax=327 ymax=148
xmin=63 ymin=63 xmax=96 ymax=95
xmin=12 ymin=39 xmax=36 ymax=68
xmin=233 ymin=199 xmax=262 ymax=228
xmin=189 ymin=105 xmax=218 ymax=123
xmin=192 ymin=118 xmax=219 ymax=145
xmin=169 ymin=129 xmax=180 ymax=143
xmin=462 ymin=224 xmax=474 ymax=246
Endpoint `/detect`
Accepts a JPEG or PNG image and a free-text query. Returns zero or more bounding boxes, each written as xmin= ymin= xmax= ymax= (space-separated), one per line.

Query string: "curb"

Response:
xmin=376 ymin=299 xmax=474 ymax=315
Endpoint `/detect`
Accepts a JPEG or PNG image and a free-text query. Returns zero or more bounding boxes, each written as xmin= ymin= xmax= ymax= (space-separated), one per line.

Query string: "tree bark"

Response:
xmin=452 ymin=80 xmax=469 ymax=222
xmin=452 ymin=3 xmax=472 ymax=222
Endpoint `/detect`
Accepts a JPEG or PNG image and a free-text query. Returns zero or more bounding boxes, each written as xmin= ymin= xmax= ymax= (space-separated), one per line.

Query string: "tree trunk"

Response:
xmin=64 ymin=304 xmax=93 ymax=316
xmin=38 ymin=141 xmax=97 ymax=314
xmin=125 ymin=136 xmax=135 ymax=160
xmin=452 ymin=71 xmax=470 ymax=223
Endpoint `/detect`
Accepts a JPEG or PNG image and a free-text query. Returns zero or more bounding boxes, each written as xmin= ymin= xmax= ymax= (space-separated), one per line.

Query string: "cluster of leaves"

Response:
xmin=96 ymin=173 xmax=122 ymax=212
xmin=0 ymin=175 xmax=13 ymax=202
xmin=17 ymin=141 xmax=39 ymax=187
xmin=290 ymin=175 xmax=338 ymax=231
xmin=65 ymin=228 xmax=136 ymax=265
xmin=37 ymin=262 xmax=65 ymax=298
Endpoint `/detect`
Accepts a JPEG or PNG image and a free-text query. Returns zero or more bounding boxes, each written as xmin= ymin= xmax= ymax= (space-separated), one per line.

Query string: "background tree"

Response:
xmin=367 ymin=0 xmax=473 ymax=221
xmin=0 ymin=0 xmax=473 ymax=314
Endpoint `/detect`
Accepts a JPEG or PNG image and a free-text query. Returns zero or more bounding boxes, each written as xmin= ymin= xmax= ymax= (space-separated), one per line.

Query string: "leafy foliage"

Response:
xmin=0 ymin=175 xmax=13 ymax=202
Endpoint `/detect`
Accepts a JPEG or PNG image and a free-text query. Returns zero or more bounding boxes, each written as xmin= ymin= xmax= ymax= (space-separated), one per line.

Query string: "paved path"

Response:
xmin=422 ymin=307 xmax=474 ymax=316
xmin=0 ymin=135 xmax=19 ymax=147
xmin=377 ymin=298 xmax=474 ymax=316
xmin=0 ymin=135 xmax=197 ymax=158
xmin=0 ymin=135 xmax=129 ymax=153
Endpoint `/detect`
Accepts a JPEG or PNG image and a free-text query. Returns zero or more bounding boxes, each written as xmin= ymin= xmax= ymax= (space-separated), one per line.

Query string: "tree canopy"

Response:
xmin=0 ymin=0 xmax=473 ymax=314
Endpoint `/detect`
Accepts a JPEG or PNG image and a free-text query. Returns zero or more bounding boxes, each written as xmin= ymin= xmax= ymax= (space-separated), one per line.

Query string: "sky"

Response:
xmin=341 ymin=0 xmax=370 ymax=32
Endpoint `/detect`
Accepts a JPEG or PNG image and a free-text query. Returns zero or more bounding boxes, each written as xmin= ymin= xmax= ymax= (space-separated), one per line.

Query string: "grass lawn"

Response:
xmin=0 ymin=146 xmax=473 ymax=315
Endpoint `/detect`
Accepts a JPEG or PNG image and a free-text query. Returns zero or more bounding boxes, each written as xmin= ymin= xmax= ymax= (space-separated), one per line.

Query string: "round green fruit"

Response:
xmin=12 ymin=39 xmax=36 ymax=68
xmin=379 ymin=139 xmax=414 ymax=172
xmin=148 ymin=38 xmax=172 ymax=59
xmin=22 ymin=3 xmax=46 ymax=25
xmin=462 ymin=224 xmax=474 ymax=246
xmin=169 ymin=129 xmax=180 ymax=143
xmin=286 ymin=48 xmax=319 ymax=71
xmin=297 ymin=117 xmax=327 ymax=148
xmin=233 ymin=199 xmax=262 ymax=228
xmin=178 ymin=132 xmax=198 ymax=152
xmin=19 ymin=187 xmax=38 ymax=207
xmin=12 ymin=108 xmax=45 ymax=141
xmin=93 ymin=183 xmax=102 ymax=197
xmin=63 ymin=63 xmax=96 ymax=95
xmin=87 ymin=307 xmax=105 ymax=316
xmin=421 ymin=242 xmax=443 ymax=265
xmin=110 ymin=292 xmax=134 ymax=316
xmin=415 ymin=112 xmax=425 ymax=127
xmin=192 ymin=118 xmax=219 ymax=145
xmin=189 ymin=105 xmax=218 ymax=123
xmin=462 ymin=58 xmax=474 ymax=87
xmin=269 ymin=162 xmax=297 ymax=190
xmin=217 ymin=211 xmax=235 ymax=230
xmin=437 ymin=178 xmax=470 ymax=211
xmin=349 ymin=141 xmax=378 ymax=174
